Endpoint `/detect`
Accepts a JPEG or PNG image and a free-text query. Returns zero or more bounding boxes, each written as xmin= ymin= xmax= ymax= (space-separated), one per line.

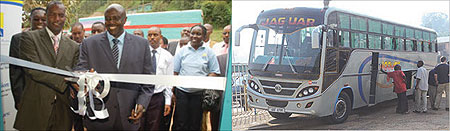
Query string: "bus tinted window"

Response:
xmin=339 ymin=13 xmax=350 ymax=29
xmin=395 ymin=26 xmax=404 ymax=37
xmin=368 ymin=35 xmax=381 ymax=49
xmin=351 ymin=16 xmax=366 ymax=31
xmin=406 ymin=40 xmax=413 ymax=51
xmin=396 ymin=39 xmax=404 ymax=51
xmin=424 ymin=42 xmax=429 ymax=52
xmin=384 ymin=37 xmax=393 ymax=50
xmin=340 ymin=31 xmax=350 ymax=47
xmin=423 ymin=32 xmax=430 ymax=42
xmin=431 ymin=43 xmax=436 ymax=52
xmin=369 ymin=20 xmax=381 ymax=33
xmin=417 ymin=41 xmax=422 ymax=52
xmin=415 ymin=30 xmax=422 ymax=40
xmin=383 ymin=23 xmax=394 ymax=35
xmin=406 ymin=28 xmax=414 ymax=38
xmin=351 ymin=32 xmax=366 ymax=48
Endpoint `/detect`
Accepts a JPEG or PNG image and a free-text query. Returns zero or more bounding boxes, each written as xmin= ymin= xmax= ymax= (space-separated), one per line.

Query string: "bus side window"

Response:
xmin=327 ymin=29 xmax=336 ymax=47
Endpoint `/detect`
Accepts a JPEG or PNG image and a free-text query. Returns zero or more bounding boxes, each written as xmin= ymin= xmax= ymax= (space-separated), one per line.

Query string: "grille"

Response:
xmin=263 ymin=88 xmax=295 ymax=96
xmin=266 ymin=100 xmax=288 ymax=108
xmin=259 ymin=80 xmax=301 ymax=88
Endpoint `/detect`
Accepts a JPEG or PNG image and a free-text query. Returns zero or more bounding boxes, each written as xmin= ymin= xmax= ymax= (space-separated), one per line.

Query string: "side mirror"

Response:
xmin=312 ymin=26 xmax=321 ymax=49
xmin=235 ymin=24 xmax=259 ymax=46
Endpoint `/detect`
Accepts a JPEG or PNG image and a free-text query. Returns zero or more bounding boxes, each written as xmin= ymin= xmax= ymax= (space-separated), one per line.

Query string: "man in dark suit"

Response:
xmin=14 ymin=1 xmax=80 ymax=130
xmin=167 ymin=36 xmax=189 ymax=56
xmin=9 ymin=7 xmax=46 ymax=110
xmin=75 ymin=4 xmax=154 ymax=130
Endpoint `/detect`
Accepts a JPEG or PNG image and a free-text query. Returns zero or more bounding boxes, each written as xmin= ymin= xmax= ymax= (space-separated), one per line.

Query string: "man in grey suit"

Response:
xmin=167 ymin=36 xmax=189 ymax=56
xmin=75 ymin=4 xmax=154 ymax=130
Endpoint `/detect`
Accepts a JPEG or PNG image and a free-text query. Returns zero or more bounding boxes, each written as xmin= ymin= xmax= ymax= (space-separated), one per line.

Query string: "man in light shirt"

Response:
xmin=141 ymin=27 xmax=174 ymax=130
xmin=204 ymin=23 xmax=215 ymax=48
xmin=413 ymin=60 xmax=428 ymax=113
xmin=212 ymin=25 xmax=231 ymax=55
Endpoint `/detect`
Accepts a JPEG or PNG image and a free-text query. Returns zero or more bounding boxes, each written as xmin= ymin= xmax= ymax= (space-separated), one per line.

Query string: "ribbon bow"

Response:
xmin=71 ymin=71 xmax=110 ymax=120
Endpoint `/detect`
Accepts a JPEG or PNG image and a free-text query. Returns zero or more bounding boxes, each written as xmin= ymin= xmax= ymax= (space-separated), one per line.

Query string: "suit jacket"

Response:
xmin=9 ymin=32 xmax=25 ymax=110
xmin=217 ymin=53 xmax=228 ymax=77
xmin=76 ymin=32 xmax=154 ymax=130
xmin=167 ymin=41 xmax=178 ymax=56
xmin=14 ymin=29 xmax=79 ymax=130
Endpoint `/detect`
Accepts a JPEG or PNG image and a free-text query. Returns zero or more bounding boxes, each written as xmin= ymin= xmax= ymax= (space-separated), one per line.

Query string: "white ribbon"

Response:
xmin=1 ymin=55 xmax=227 ymax=119
xmin=71 ymin=71 xmax=110 ymax=120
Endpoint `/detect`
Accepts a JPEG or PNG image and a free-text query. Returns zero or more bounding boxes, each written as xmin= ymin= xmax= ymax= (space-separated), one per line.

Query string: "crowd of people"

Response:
xmin=9 ymin=1 xmax=230 ymax=131
xmin=381 ymin=57 xmax=449 ymax=114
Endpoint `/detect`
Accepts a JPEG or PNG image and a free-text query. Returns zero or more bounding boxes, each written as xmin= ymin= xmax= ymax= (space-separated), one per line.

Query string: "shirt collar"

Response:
xmin=107 ymin=31 xmax=126 ymax=44
xmin=45 ymin=27 xmax=62 ymax=40
xmin=150 ymin=45 xmax=161 ymax=53
xmin=187 ymin=42 xmax=206 ymax=50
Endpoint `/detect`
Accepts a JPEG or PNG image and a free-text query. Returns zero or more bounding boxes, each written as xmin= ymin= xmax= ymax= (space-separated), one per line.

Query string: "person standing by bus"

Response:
xmin=413 ymin=61 xmax=428 ymax=113
xmin=433 ymin=56 xmax=449 ymax=111
xmin=428 ymin=68 xmax=438 ymax=109
xmin=382 ymin=64 xmax=409 ymax=114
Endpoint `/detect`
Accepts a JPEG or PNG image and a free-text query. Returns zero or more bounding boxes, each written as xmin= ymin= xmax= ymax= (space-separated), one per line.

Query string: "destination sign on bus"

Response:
xmin=257 ymin=15 xmax=323 ymax=34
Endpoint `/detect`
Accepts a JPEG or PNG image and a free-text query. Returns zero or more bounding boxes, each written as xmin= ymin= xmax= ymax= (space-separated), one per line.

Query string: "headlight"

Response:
xmin=297 ymin=86 xmax=319 ymax=98
xmin=249 ymin=80 xmax=261 ymax=93
xmin=308 ymin=88 xmax=314 ymax=93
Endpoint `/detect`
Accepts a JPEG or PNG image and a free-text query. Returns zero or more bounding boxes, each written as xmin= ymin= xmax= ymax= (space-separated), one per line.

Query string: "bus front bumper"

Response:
xmin=246 ymin=89 xmax=320 ymax=115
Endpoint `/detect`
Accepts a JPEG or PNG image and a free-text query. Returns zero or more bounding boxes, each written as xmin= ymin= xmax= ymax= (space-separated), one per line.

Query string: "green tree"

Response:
xmin=421 ymin=12 xmax=450 ymax=37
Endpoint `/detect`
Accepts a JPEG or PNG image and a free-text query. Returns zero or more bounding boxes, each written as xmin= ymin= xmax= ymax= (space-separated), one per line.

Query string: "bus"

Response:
xmin=234 ymin=7 xmax=438 ymax=123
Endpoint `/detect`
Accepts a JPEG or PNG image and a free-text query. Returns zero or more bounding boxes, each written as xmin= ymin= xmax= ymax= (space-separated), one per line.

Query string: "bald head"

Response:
xmin=147 ymin=27 xmax=162 ymax=49
xmin=104 ymin=4 xmax=127 ymax=38
xmin=181 ymin=27 xmax=190 ymax=37
xmin=222 ymin=25 xmax=231 ymax=44
xmin=133 ymin=29 xmax=144 ymax=37
xmin=204 ymin=24 xmax=213 ymax=42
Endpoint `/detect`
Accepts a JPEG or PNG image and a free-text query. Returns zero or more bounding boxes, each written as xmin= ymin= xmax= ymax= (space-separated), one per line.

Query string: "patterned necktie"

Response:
xmin=112 ymin=39 xmax=120 ymax=66
xmin=151 ymin=50 xmax=157 ymax=72
xmin=52 ymin=36 xmax=59 ymax=54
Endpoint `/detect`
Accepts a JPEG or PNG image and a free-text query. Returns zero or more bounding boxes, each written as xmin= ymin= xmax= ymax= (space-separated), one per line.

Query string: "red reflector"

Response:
xmin=308 ymin=80 xmax=312 ymax=85
xmin=344 ymin=83 xmax=349 ymax=87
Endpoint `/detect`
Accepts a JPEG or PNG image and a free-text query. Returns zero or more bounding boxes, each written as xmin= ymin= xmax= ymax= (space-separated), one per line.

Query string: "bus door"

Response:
xmin=369 ymin=52 xmax=379 ymax=106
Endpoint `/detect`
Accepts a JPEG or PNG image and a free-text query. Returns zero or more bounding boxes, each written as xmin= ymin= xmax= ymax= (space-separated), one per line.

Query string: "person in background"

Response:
xmin=134 ymin=29 xmax=144 ymax=37
xmin=381 ymin=64 xmax=409 ymax=114
xmin=181 ymin=27 xmax=190 ymax=37
xmin=168 ymin=35 xmax=190 ymax=56
xmin=203 ymin=23 xmax=215 ymax=48
xmin=428 ymin=68 xmax=438 ymax=109
xmin=160 ymin=36 xmax=169 ymax=50
xmin=172 ymin=25 xmax=220 ymax=130
xmin=413 ymin=61 xmax=428 ymax=113
xmin=70 ymin=22 xmax=85 ymax=45
xmin=10 ymin=7 xmax=46 ymax=110
xmin=433 ymin=56 xmax=449 ymax=111
xmin=140 ymin=27 xmax=174 ymax=130
xmin=212 ymin=25 xmax=231 ymax=55
xmin=14 ymin=1 xmax=80 ymax=130
xmin=84 ymin=33 xmax=91 ymax=38
xmin=91 ymin=21 xmax=106 ymax=35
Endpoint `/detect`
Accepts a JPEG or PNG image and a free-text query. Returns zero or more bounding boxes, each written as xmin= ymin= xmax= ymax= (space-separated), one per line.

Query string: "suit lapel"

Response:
xmin=98 ymin=32 xmax=116 ymax=69
xmin=119 ymin=33 xmax=134 ymax=70
xmin=39 ymin=29 xmax=57 ymax=61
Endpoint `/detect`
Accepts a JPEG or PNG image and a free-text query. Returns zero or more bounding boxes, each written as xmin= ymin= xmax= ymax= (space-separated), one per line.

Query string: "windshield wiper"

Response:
xmin=284 ymin=46 xmax=298 ymax=74
xmin=262 ymin=56 xmax=272 ymax=71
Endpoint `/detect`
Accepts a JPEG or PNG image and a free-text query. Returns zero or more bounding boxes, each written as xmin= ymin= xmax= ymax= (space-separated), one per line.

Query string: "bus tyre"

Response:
xmin=269 ymin=112 xmax=292 ymax=119
xmin=328 ymin=92 xmax=352 ymax=124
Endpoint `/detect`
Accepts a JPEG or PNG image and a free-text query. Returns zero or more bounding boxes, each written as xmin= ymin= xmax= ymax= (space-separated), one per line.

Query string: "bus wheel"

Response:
xmin=328 ymin=92 xmax=352 ymax=124
xmin=269 ymin=112 xmax=292 ymax=119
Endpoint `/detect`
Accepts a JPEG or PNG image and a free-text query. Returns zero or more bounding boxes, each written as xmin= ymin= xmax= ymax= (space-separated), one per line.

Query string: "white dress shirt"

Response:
xmin=212 ymin=41 xmax=227 ymax=55
xmin=150 ymin=46 xmax=174 ymax=105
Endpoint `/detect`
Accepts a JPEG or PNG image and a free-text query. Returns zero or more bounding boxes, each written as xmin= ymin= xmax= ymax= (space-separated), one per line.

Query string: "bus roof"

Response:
xmin=324 ymin=7 xmax=437 ymax=33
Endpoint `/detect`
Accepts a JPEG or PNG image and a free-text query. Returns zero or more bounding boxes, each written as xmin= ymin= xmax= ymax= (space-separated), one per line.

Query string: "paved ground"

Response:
xmin=243 ymin=96 xmax=449 ymax=130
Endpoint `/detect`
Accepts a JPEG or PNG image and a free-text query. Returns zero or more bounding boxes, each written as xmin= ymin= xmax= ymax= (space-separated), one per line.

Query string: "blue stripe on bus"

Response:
xmin=357 ymin=54 xmax=419 ymax=104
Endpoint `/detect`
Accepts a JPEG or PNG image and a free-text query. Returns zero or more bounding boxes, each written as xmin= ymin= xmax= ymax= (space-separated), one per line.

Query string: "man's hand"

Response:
xmin=164 ymin=105 xmax=171 ymax=116
xmin=128 ymin=104 xmax=144 ymax=124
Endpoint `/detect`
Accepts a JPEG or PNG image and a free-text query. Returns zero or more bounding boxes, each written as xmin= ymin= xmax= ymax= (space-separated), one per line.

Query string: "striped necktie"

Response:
xmin=112 ymin=39 xmax=119 ymax=66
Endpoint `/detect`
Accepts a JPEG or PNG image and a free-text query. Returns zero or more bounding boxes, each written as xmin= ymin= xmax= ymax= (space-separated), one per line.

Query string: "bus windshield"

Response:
xmin=250 ymin=26 xmax=321 ymax=74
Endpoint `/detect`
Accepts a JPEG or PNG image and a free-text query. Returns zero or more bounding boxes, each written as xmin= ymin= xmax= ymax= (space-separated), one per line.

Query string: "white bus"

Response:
xmin=234 ymin=7 xmax=438 ymax=123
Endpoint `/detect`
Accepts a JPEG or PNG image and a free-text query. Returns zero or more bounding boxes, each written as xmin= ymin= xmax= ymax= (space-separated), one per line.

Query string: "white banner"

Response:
xmin=0 ymin=0 xmax=23 ymax=130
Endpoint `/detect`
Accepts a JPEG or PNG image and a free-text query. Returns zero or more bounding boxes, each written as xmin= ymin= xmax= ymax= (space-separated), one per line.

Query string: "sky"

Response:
xmin=231 ymin=0 xmax=450 ymax=63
